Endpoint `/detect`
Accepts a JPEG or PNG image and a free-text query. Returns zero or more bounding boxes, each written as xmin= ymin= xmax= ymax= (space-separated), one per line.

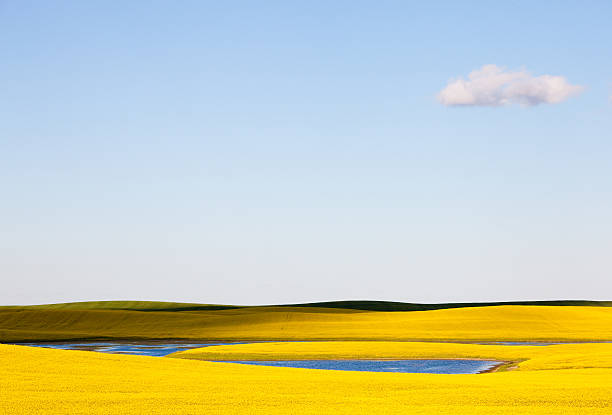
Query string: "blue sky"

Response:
xmin=1 ymin=1 xmax=611 ymax=305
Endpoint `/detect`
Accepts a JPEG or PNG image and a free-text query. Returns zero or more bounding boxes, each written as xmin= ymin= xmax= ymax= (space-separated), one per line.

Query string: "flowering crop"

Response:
xmin=2 ymin=305 xmax=612 ymax=342
xmin=2 ymin=341 xmax=612 ymax=414
xmin=2 ymin=305 xmax=612 ymax=414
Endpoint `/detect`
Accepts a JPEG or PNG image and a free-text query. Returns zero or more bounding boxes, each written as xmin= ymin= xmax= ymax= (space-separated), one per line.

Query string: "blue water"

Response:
xmin=16 ymin=341 xmax=249 ymax=357
xmin=224 ymin=359 xmax=501 ymax=374
xmin=490 ymin=342 xmax=562 ymax=346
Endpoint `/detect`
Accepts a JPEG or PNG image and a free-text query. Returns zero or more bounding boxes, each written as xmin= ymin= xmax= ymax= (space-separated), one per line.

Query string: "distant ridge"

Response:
xmin=283 ymin=300 xmax=612 ymax=312
xmin=3 ymin=299 xmax=612 ymax=312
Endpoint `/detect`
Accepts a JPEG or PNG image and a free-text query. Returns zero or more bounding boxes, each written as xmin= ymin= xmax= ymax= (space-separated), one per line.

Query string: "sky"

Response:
xmin=1 ymin=1 xmax=611 ymax=305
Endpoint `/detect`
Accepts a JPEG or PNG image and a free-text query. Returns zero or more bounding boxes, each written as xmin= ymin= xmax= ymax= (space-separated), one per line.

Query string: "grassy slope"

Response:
xmin=2 ymin=343 xmax=612 ymax=414
xmin=3 ymin=305 xmax=612 ymax=342
xmin=0 ymin=300 xmax=238 ymax=311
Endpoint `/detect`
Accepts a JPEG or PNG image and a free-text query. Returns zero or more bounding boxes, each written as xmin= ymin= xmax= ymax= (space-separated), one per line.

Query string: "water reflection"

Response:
xmin=224 ymin=359 xmax=502 ymax=374
xmin=17 ymin=341 xmax=249 ymax=357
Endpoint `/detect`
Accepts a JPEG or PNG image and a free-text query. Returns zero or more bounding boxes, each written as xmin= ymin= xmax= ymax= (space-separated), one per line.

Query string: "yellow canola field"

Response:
xmin=2 ymin=342 xmax=612 ymax=414
xmin=3 ymin=305 xmax=612 ymax=342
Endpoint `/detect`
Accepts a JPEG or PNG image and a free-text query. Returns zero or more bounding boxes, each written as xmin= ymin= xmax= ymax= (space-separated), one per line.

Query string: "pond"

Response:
xmin=15 ymin=342 xmax=502 ymax=373
xmin=223 ymin=359 xmax=501 ymax=374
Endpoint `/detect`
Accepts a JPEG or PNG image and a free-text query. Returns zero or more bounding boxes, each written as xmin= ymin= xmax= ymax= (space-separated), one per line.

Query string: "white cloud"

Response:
xmin=437 ymin=64 xmax=583 ymax=107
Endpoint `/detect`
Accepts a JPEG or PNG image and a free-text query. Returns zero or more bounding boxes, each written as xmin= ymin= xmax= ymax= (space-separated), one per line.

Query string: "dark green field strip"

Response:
xmin=2 ymin=299 xmax=612 ymax=313
xmin=282 ymin=300 xmax=612 ymax=312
